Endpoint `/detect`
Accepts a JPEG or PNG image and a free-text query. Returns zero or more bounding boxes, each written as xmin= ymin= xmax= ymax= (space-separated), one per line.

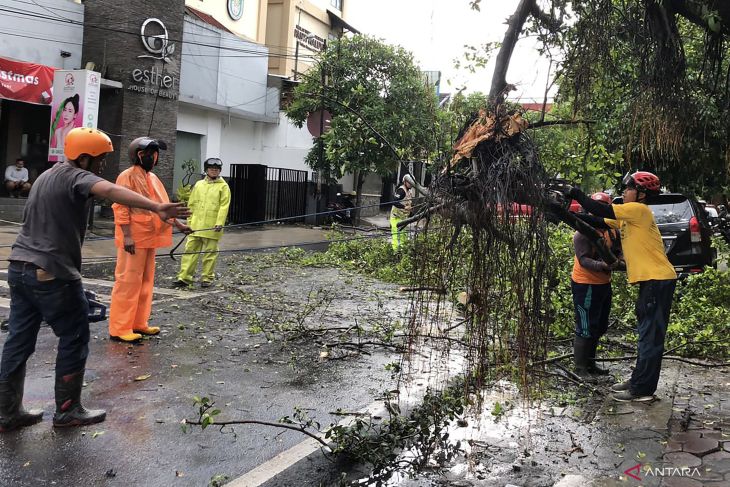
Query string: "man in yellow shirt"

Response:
xmin=558 ymin=171 xmax=677 ymax=403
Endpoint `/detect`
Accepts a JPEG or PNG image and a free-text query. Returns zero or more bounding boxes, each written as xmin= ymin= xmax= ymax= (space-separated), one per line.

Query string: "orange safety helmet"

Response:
xmin=64 ymin=128 xmax=113 ymax=160
xmin=590 ymin=192 xmax=611 ymax=204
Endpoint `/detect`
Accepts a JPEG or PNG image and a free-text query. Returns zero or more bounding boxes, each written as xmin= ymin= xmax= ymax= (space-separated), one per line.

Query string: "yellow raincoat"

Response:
xmin=176 ymin=177 xmax=231 ymax=284
xmin=187 ymin=177 xmax=231 ymax=239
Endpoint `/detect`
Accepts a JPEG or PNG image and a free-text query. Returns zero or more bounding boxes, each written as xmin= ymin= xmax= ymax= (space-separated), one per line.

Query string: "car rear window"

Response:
xmin=650 ymin=200 xmax=693 ymax=224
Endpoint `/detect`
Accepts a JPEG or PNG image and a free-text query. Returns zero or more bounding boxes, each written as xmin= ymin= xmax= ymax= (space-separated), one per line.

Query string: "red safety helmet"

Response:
xmin=590 ymin=192 xmax=611 ymax=204
xmin=623 ymin=171 xmax=661 ymax=193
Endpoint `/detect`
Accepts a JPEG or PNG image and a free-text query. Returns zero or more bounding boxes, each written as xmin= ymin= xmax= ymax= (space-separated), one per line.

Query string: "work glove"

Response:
xmin=548 ymin=180 xmax=580 ymax=199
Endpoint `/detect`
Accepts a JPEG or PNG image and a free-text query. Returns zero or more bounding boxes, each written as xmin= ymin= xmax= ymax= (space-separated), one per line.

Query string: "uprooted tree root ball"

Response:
xmin=401 ymin=107 xmax=556 ymax=395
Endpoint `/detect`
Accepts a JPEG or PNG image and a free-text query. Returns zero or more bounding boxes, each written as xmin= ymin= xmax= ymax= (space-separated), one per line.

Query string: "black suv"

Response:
xmin=614 ymin=193 xmax=715 ymax=275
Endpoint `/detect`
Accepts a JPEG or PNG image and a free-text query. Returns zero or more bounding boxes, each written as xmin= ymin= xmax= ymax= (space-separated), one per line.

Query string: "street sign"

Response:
xmin=306 ymin=109 xmax=332 ymax=137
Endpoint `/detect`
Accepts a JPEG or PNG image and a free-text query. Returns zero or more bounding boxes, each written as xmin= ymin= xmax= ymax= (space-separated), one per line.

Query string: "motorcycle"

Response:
xmin=710 ymin=205 xmax=730 ymax=245
xmin=326 ymin=192 xmax=355 ymax=225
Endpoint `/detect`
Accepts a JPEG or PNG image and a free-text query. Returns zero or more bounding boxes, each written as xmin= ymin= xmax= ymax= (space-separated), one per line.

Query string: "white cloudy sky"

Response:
xmin=346 ymin=0 xmax=556 ymax=101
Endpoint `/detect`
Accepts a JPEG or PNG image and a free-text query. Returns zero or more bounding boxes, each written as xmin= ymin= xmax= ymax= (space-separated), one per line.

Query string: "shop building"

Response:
xmin=0 ymin=0 xmax=85 ymax=185
xmin=0 ymin=0 xmax=360 ymax=212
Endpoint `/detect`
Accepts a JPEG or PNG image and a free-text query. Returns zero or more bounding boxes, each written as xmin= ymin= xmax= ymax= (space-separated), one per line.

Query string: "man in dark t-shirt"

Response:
xmin=0 ymin=128 xmax=189 ymax=432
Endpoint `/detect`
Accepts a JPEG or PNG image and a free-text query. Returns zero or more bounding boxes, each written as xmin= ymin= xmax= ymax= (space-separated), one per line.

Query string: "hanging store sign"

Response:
xmin=0 ymin=56 xmax=55 ymax=105
xmin=228 ymin=0 xmax=243 ymax=20
xmin=48 ymin=69 xmax=101 ymax=162
xmin=127 ymin=18 xmax=179 ymax=100
xmin=294 ymin=25 xmax=325 ymax=52
xmin=138 ymin=18 xmax=175 ymax=63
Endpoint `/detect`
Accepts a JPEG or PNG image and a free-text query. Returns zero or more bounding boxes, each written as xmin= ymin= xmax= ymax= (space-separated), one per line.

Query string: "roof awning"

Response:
xmin=0 ymin=56 xmax=55 ymax=105
xmin=327 ymin=9 xmax=360 ymax=34
xmin=185 ymin=6 xmax=237 ymax=36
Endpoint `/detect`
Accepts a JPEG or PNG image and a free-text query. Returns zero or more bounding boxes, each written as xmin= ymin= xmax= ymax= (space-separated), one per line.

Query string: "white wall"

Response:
xmin=183 ymin=0 xmax=261 ymax=41
xmin=260 ymin=114 xmax=315 ymax=173
xmin=178 ymin=13 xmax=322 ymax=179
xmin=0 ymin=0 xmax=84 ymax=68
xmin=180 ymin=15 xmax=271 ymax=119
xmin=178 ymin=106 xmax=316 ymax=177
xmin=177 ymin=105 xmax=222 ymax=164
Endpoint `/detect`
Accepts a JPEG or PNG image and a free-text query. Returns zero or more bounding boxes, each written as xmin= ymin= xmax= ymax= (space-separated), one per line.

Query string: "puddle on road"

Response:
xmin=344 ymin=364 xmax=644 ymax=487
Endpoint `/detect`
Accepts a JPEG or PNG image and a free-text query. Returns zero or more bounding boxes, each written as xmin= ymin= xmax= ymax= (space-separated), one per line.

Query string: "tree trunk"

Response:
xmin=489 ymin=0 xmax=537 ymax=104
xmin=354 ymin=170 xmax=366 ymax=225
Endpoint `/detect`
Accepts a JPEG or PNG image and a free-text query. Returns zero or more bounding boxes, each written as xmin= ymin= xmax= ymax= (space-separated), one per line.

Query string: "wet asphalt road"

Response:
xmin=0 ymin=254 xmax=403 ymax=487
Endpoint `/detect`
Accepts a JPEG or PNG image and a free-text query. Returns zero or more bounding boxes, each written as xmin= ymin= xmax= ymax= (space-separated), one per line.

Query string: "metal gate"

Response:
xmin=229 ymin=164 xmax=267 ymax=224
xmin=265 ymin=167 xmax=308 ymax=222
xmin=229 ymin=164 xmax=308 ymax=224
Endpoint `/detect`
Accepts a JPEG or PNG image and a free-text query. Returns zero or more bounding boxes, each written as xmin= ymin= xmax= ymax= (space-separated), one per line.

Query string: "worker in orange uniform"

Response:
xmin=571 ymin=192 xmax=622 ymax=379
xmin=109 ymin=137 xmax=191 ymax=342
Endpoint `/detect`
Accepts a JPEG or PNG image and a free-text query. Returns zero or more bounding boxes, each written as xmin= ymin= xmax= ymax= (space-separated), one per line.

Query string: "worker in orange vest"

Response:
xmin=108 ymin=138 xmax=191 ymax=342
xmin=571 ymin=192 xmax=622 ymax=379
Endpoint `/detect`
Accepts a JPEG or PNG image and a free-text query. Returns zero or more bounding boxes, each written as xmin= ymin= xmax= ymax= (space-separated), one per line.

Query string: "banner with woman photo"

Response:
xmin=48 ymin=69 xmax=101 ymax=162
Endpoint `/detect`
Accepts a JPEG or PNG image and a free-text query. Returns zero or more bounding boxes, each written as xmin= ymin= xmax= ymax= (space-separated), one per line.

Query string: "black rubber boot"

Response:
xmin=573 ymin=336 xmax=594 ymax=380
xmin=588 ymin=338 xmax=610 ymax=375
xmin=53 ymin=370 xmax=106 ymax=428
xmin=0 ymin=364 xmax=44 ymax=432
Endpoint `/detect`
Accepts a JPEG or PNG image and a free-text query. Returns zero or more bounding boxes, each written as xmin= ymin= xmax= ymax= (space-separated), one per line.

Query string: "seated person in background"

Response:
xmin=5 ymin=159 xmax=31 ymax=197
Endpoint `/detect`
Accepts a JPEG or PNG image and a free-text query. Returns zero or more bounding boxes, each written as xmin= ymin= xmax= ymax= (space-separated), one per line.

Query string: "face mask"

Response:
xmin=138 ymin=150 xmax=158 ymax=172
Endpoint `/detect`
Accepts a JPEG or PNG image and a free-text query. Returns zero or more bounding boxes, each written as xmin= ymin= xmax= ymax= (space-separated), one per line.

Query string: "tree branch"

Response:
xmin=489 ymin=0 xmax=537 ymax=102
xmin=529 ymin=352 xmax=572 ymax=367
xmin=596 ymin=355 xmax=730 ymax=368
xmin=529 ymin=119 xmax=596 ymax=128
xmin=667 ymin=0 xmax=728 ymax=35
xmin=184 ymin=418 xmax=330 ymax=448
xmin=529 ymin=3 xmax=561 ymax=32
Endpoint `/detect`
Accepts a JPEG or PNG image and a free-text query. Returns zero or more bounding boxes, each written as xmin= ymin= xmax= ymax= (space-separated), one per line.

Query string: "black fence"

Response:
xmin=265 ymin=167 xmax=308 ymax=222
xmin=229 ymin=164 xmax=308 ymax=224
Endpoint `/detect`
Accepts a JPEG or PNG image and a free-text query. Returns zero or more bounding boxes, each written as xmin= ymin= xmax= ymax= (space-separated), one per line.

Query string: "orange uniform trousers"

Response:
xmin=108 ymin=248 xmax=157 ymax=336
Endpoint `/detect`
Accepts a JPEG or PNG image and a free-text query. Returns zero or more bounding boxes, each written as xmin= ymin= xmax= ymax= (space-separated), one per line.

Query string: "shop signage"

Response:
xmin=294 ymin=25 xmax=325 ymax=52
xmin=307 ymin=109 xmax=332 ymax=137
xmin=48 ymin=69 xmax=101 ymax=162
xmin=128 ymin=18 xmax=179 ymax=100
xmin=138 ymin=18 xmax=175 ymax=63
xmin=0 ymin=56 xmax=55 ymax=105
xmin=128 ymin=66 xmax=179 ymax=99
xmin=228 ymin=0 xmax=243 ymax=20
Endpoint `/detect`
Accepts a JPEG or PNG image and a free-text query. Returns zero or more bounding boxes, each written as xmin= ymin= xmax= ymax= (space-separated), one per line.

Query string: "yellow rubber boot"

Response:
xmin=133 ymin=326 xmax=160 ymax=336
xmin=110 ymin=333 xmax=143 ymax=343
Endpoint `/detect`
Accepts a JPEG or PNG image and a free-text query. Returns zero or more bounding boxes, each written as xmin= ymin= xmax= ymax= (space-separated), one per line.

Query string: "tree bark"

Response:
xmin=354 ymin=170 xmax=365 ymax=225
xmin=489 ymin=0 xmax=537 ymax=103
xmin=668 ymin=0 xmax=730 ymax=34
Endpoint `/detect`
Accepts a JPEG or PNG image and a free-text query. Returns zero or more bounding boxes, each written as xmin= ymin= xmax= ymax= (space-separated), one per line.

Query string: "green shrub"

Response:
xmin=300 ymin=226 xmax=728 ymax=359
xmin=668 ymin=268 xmax=730 ymax=358
xmin=176 ymin=184 xmax=193 ymax=205
xmin=547 ymin=227 xmax=729 ymax=358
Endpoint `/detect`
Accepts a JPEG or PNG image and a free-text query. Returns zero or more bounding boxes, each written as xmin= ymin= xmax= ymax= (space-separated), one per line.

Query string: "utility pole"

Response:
xmin=318 ymin=40 xmax=327 ymax=175
xmin=294 ymin=40 xmax=299 ymax=81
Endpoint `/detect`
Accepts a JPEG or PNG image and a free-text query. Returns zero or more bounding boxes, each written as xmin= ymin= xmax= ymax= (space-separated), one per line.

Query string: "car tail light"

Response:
xmin=689 ymin=216 xmax=701 ymax=243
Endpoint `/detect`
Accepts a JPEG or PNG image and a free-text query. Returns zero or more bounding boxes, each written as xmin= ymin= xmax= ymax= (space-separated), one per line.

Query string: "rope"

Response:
xmin=0 ymin=218 xmax=23 ymax=226
xmin=76 ymin=225 xmax=425 ymax=264
xmin=0 ymin=196 xmax=422 ymax=249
